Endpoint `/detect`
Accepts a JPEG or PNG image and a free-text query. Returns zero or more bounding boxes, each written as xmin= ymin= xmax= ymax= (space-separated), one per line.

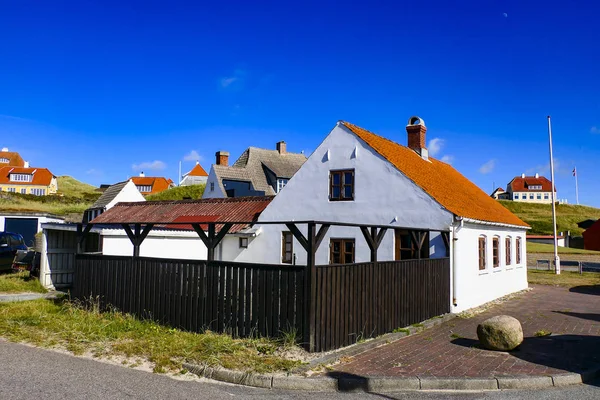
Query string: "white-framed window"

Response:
xmin=7 ymin=188 xmax=16 ymax=193
xmin=10 ymin=174 xmax=32 ymax=182
xmin=276 ymin=178 xmax=288 ymax=193
xmin=0 ymin=158 xmax=9 ymax=163
xmin=537 ymin=193 xmax=542 ymax=200
xmin=516 ymin=237 xmax=522 ymax=264
xmin=514 ymin=194 xmax=519 ymax=200
xmin=544 ymin=193 xmax=549 ymax=200
xmin=20 ymin=188 xmax=26 ymax=194
xmin=505 ymin=236 xmax=512 ymax=266
xmin=31 ymin=188 xmax=46 ymax=196
xmin=529 ymin=194 xmax=534 ymax=199
xmin=136 ymin=185 xmax=152 ymax=193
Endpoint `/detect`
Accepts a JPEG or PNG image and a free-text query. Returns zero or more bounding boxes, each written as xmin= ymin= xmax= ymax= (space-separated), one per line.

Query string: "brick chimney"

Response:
xmin=216 ymin=151 xmax=229 ymax=166
xmin=276 ymin=141 xmax=287 ymax=155
xmin=406 ymin=116 xmax=428 ymax=160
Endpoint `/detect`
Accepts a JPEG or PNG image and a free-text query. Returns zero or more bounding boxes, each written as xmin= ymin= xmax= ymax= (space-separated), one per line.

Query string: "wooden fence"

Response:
xmin=73 ymin=255 xmax=305 ymax=338
xmin=73 ymin=255 xmax=450 ymax=351
xmin=310 ymin=258 xmax=450 ymax=351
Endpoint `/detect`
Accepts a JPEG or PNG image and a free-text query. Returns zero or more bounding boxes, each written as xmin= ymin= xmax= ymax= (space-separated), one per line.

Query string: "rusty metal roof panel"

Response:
xmin=90 ymin=196 xmax=274 ymax=233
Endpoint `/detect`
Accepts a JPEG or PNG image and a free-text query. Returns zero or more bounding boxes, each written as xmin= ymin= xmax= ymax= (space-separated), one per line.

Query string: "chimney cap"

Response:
xmin=535 ymin=173 xmax=539 ymax=178
xmin=1 ymin=147 xmax=8 ymax=152
xmin=521 ymin=173 xmax=526 ymax=178
xmin=215 ymin=151 xmax=230 ymax=156
xmin=407 ymin=116 xmax=426 ymax=128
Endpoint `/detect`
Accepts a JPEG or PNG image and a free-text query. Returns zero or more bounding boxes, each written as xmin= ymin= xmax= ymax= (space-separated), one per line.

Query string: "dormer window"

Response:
xmin=0 ymin=158 xmax=9 ymax=163
xmin=276 ymin=178 xmax=288 ymax=193
xmin=136 ymin=185 xmax=152 ymax=193
xmin=10 ymin=173 xmax=32 ymax=182
xmin=528 ymin=185 xmax=542 ymax=190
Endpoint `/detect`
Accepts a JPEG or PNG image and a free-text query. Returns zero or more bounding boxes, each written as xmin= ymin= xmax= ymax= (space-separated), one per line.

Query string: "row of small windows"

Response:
xmin=136 ymin=185 xmax=152 ymax=193
xmin=478 ymin=235 xmax=522 ymax=271
xmin=514 ymin=193 xmax=549 ymax=200
xmin=10 ymin=173 xmax=32 ymax=182
xmin=0 ymin=187 xmax=45 ymax=195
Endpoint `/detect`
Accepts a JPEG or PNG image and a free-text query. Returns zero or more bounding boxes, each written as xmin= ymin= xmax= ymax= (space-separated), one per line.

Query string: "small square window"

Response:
xmin=239 ymin=237 xmax=248 ymax=248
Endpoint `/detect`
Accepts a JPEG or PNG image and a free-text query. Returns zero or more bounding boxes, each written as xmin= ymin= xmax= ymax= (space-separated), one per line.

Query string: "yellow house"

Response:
xmin=0 ymin=166 xmax=58 ymax=196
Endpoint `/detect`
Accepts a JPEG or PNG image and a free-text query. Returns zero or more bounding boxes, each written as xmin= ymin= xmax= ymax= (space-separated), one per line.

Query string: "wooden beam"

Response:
xmin=122 ymin=224 xmax=136 ymax=245
xmin=207 ymin=223 xmax=216 ymax=261
xmin=191 ymin=223 xmax=211 ymax=248
xmin=360 ymin=226 xmax=376 ymax=251
xmin=314 ymin=224 xmax=330 ymax=251
xmin=305 ymin=222 xmax=317 ymax=352
xmin=212 ymin=223 xmax=233 ymax=248
xmin=285 ymin=223 xmax=309 ymax=252
xmin=138 ymin=224 xmax=154 ymax=244
xmin=375 ymin=227 xmax=387 ymax=247
xmin=442 ymin=232 xmax=450 ymax=257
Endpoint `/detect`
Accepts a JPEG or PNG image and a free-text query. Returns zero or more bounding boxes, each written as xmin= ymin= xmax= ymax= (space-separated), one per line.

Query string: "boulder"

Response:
xmin=477 ymin=315 xmax=523 ymax=351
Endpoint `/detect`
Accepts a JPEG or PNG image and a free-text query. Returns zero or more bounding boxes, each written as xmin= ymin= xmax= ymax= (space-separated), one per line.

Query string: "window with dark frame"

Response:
xmin=330 ymin=238 xmax=355 ymax=264
xmin=329 ymin=170 xmax=354 ymax=201
xmin=505 ymin=237 xmax=511 ymax=265
xmin=478 ymin=236 xmax=486 ymax=270
xmin=239 ymin=237 xmax=248 ymax=248
xmin=282 ymin=232 xmax=293 ymax=264
xmin=394 ymin=229 xmax=429 ymax=260
xmin=516 ymin=237 xmax=522 ymax=264
xmin=493 ymin=237 xmax=500 ymax=268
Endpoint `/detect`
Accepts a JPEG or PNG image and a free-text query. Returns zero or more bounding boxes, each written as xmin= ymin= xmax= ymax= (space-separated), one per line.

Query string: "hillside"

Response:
xmin=499 ymin=200 xmax=600 ymax=236
xmin=57 ymin=176 xmax=99 ymax=198
xmin=146 ymin=184 xmax=206 ymax=201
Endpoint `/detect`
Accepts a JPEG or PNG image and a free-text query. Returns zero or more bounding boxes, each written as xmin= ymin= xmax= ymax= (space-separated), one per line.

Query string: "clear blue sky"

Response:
xmin=1 ymin=1 xmax=599 ymax=206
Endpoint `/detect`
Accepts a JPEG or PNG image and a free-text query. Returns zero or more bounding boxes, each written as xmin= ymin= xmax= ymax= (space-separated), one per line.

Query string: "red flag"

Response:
xmin=572 ymin=167 xmax=577 ymax=177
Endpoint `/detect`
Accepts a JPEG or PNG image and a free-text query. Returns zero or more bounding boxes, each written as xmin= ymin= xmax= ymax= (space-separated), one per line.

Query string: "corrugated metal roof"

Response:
xmin=90 ymin=196 xmax=274 ymax=233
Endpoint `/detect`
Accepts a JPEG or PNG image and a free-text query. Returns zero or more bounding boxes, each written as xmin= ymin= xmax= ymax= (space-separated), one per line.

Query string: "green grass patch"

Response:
xmin=392 ymin=327 xmax=410 ymax=334
xmin=56 ymin=176 xmax=99 ymax=198
xmin=527 ymin=242 xmax=600 ymax=254
xmin=0 ymin=298 xmax=301 ymax=373
xmin=528 ymin=270 xmax=600 ymax=288
xmin=450 ymin=333 xmax=461 ymax=339
xmin=534 ymin=329 xmax=552 ymax=337
xmin=0 ymin=272 xmax=47 ymax=294
xmin=146 ymin=184 xmax=206 ymax=201
xmin=499 ymin=200 xmax=600 ymax=236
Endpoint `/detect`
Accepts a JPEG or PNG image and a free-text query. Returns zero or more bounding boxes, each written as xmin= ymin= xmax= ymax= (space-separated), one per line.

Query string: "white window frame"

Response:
xmin=276 ymin=178 xmax=288 ymax=193
xmin=31 ymin=188 xmax=46 ymax=196
xmin=0 ymin=158 xmax=9 ymax=163
xmin=10 ymin=173 xmax=32 ymax=182
xmin=136 ymin=185 xmax=152 ymax=193
xmin=8 ymin=188 xmax=16 ymax=193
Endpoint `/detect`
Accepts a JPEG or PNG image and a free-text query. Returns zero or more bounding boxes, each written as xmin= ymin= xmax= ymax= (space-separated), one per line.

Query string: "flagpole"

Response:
xmin=575 ymin=167 xmax=579 ymax=205
xmin=547 ymin=116 xmax=560 ymax=274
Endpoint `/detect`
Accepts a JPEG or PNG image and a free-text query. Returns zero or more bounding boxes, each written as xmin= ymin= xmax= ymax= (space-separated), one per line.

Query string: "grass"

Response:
xmin=0 ymin=272 xmax=47 ymax=294
xmin=0 ymin=190 xmax=99 ymax=218
xmin=56 ymin=176 xmax=98 ymax=198
xmin=0 ymin=298 xmax=302 ymax=374
xmin=499 ymin=200 xmax=600 ymax=236
xmin=528 ymin=270 xmax=600 ymax=288
xmin=392 ymin=327 xmax=410 ymax=334
xmin=527 ymin=242 xmax=600 ymax=255
xmin=534 ymin=329 xmax=552 ymax=337
xmin=146 ymin=184 xmax=205 ymax=201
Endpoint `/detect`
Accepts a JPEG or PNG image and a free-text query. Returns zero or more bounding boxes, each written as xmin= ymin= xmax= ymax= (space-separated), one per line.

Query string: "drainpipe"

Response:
xmin=452 ymin=217 xmax=463 ymax=308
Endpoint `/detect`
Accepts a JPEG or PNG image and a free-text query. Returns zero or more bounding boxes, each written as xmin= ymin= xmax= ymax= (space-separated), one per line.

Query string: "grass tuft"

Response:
xmin=0 ymin=298 xmax=301 ymax=373
xmin=534 ymin=329 xmax=552 ymax=337
xmin=0 ymin=272 xmax=47 ymax=294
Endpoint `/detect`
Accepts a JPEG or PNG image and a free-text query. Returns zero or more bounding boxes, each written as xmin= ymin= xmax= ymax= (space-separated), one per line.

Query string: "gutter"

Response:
xmin=462 ymin=217 xmax=530 ymax=230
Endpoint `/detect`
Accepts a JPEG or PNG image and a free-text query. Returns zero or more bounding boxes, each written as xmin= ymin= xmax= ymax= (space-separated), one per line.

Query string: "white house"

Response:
xmin=230 ymin=118 xmax=530 ymax=312
xmin=504 ymin=174 xmax=556 ymax=204
xmin=203 ymin=142 xmax=306 ymax=199
xmin=82 ymin=180 xmax=145 ymax=223
xmin=180 ymin=161 xmax=209 ymax=186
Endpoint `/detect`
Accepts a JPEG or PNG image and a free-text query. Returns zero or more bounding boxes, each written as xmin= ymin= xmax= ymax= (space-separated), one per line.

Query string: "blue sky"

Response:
xmin=1 ymin=1 xmax=599 ymax=205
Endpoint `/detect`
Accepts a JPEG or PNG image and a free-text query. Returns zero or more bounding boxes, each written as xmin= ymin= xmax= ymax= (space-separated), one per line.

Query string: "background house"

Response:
xmin=504 ymin=174 xmax=555 ymax=203
xmin=180 ymin=161 xmax=209 ymax=186
xmin=83 ymin=180 xmax=145 ymax=223
xmin=231 ymin=117 xmax=529 ymax=312
xmin=0 ymin=166 xmax=58 ymax=196
xmin=583 ymin=220 xmax=600 ymax=251
xmin=490 ymin=187 xmax=509 ymax=200
xmin=0 ymin=148 xmax=26 ymax=167
xmin=202 ymin=141 xmax=306 ymax=199
xmin=129 ymin=173 xmax=174 ymax=196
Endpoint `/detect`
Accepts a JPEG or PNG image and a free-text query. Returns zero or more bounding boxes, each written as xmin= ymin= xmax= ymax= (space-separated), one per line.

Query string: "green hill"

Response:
xmin=499 ymin=200 xmax=600 ymax=236
xmin=146 ymin=184 xmax=206 ymax=201
xmin=57 ymin=176 xmax=98 ymax=198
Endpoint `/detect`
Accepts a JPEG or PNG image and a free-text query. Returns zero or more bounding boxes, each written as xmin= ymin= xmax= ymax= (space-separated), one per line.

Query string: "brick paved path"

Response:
xmin=332 ymin=285 xmax=600 ymax=378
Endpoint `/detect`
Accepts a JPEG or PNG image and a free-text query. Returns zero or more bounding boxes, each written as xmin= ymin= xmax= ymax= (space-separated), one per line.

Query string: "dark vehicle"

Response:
xmin=0 ymin=232 xmax=28 ymax=271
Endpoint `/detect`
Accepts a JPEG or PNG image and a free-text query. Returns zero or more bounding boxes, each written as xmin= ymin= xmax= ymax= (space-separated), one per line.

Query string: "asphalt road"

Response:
xmin=1 ymin=340 xmax=599 ymax=400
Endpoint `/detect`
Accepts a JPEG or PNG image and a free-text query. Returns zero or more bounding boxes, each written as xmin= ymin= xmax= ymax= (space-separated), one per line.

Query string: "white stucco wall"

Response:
xmin=202 ymin=167 xmax=226 ymax=199
xmin=506 ymin=190 xmax=554 ymax=204
xmin=101 ymin=230 xmax=208 ymax=260
xmin=231 ymin=124 xmax=454 ymax=265
xmin=451 ymin=222 xmax=528 ymax=313
xmin=180 ymin=176 xmax=208 ymax=186
xmin=107 ymin=180 xmax=146 ymax=209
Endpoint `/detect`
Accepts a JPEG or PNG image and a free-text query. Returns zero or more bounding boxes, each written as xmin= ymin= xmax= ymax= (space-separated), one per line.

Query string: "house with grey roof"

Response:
xmin=83 ymin=180 xmax=145 ymax=223
xmin=202 ymin=141 xmax=307 ymax=199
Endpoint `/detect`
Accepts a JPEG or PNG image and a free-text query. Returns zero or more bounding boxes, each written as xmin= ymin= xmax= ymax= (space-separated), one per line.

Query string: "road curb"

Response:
xmin=184 ymin=362 xmax=600 ymax=392
xmin=0 ymin=291 xmax=63 ymax=303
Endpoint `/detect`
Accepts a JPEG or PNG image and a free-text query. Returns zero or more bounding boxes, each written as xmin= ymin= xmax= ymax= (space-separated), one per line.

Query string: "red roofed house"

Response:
xmin=129 ymin=172 xmax=174 ymax=195
xmin=0 ymin=166 xmax=58 ymax=196
xmin=235 ymin=117 xmax=530 ymax=312
xmin=505 ymin=173 xmax=556 ymax=204
xmin=0 ymin=147 xmax=26 ymax=167
xmin=180 ymin=161 xmax=209 ymax=186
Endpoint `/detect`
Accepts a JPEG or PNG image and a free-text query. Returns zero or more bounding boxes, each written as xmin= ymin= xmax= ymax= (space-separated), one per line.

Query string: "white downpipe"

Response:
xmin=451 ymin=220 xmax=461 ymax=307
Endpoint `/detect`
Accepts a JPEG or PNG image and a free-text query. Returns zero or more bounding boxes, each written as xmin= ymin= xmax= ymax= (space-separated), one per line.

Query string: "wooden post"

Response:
xmin=360 ymin=226 xmax=387 ymax=263
xmin=306 ymin=222 xmax=316 ymax=352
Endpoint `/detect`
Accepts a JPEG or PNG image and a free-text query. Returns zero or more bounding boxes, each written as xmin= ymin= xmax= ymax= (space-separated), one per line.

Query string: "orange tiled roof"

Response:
xmin=129 ymin=176 xmax=174 ymax=195
xmin=0 ymin=151 xmax=25 ymax=167
xmin=341 ymin=122 xmax=528 ymax=228
xmin=185 ymin=163 xmax=208 ymax=177
xmin=0 ymin=166 xmax=55 ymax=186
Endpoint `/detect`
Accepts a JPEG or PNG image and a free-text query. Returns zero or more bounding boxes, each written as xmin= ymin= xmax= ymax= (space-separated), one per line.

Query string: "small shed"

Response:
xmin=0 ymin=212 xmax=64 ymax=247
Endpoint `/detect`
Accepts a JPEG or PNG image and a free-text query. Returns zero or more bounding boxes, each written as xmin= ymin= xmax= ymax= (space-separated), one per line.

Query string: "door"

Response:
xmin=5 ymin=218 xmax=38 ymax=247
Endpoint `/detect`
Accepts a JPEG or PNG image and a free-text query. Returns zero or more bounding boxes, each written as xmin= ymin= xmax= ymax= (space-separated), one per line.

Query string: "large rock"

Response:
xmin=477 ymin=315 xmax=523 ymax=351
